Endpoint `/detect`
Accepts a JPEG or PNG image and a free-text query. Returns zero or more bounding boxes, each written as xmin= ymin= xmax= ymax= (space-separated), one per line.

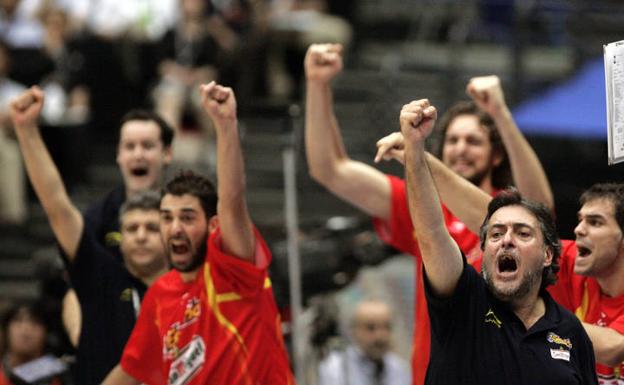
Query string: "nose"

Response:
xmin=454 ymin=139 xmax=468 ymax=155
xmin=502 ymin=229 xmax=514 ymax=247
xmin=574 ymin=220 xmax=586 ymax=237
xmin=170 ymin=218 xmax=183 ymax=236
xmin=136 ymin=226 xmax=147 ymax=242
xmin=132 ymin=144 xmax=145 ymax=158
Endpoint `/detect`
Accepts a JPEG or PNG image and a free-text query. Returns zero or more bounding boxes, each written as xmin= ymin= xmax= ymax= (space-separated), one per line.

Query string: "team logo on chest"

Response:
xmin=547 ymin=332 xmax=572 ymax=362
xmin=484 ymin=308 xmax=502 ymax=328
xmin=163 ymin=297 xmax=202 ymax=360
xmin=168 ymin=335 xmax=206 ymax=385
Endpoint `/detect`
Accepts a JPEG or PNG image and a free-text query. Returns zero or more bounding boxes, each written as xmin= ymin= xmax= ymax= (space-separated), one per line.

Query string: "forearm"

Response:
xmin=305 ymin=81 xmax=391 ymax=218
xmin=215 ymin=121 xmax=255 ymax=262
xmin=101 ymin=365 xmax=140 ymax=385
xmin=426 ymin=153 xmax=491 ymax=233
xmin=493 ymin=107 xmax=553 ymax=209
xmin=15 ymin=125 xmax=82 ymax=257
xmin=406 ymin=144 xmax=462 ymax=296
xmin=583 ymin=322 xmax=624 ymax=367
xmin=305 ymin=81 xmax=348 ymax=182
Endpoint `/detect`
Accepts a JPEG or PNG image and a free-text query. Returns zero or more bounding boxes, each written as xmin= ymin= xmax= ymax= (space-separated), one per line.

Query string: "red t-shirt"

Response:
xmin=121 ymin=227 xmax=295 ymax=385
xmin=548 ymin=240 xmax=624 ymax=384
xmin=372 ymin=175 xmax=486 ymax=385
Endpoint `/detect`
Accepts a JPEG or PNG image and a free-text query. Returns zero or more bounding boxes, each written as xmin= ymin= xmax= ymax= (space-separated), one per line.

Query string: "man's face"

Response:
xmin=116 ymin=120 xmax=172 ymax=196
xmin=351 ymin=302 xmax=392 ymax=362
xmin=8 ymin=310 xmax=46 ymax=359
xmin=120 ymin=209 xmax=167 ymax=274
xmin=442 ymin=114 xmax=499 ymax=188
xmin=160 ymin=194 xmax=209 ymax=272
xmin=574 ymin=198 xmax=624 ymax=277
xmin=481 ymin=205 xmax=551 ymax=302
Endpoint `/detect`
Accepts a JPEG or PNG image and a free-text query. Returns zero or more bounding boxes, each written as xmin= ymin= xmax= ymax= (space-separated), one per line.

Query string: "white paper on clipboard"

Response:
xmin=604 ymin=40 xmax=624 ymax=164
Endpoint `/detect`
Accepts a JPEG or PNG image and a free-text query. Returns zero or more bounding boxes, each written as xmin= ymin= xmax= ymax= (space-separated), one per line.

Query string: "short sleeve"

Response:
xmin=424 ymin=257 xmax=480 ymax=334
xmin=372 ymin=175 xmax=421 ymax=258
xmin=120 ymin=289 xmax=165 ymax=385
xmin=207 ymin=226 xmax=271 ymax=298
xmin=65 ymin=223 xmax=114 ymax=295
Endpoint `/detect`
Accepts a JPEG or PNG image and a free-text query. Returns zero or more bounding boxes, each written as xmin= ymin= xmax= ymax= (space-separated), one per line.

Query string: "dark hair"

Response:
xmin=119 ymin=109 xmax=175 ymax=147
xmin=119 ymin=190 xmax=162 ymax=223
xmin=580 ymin=183 xmax=624 ymax=233
xmin=163 ymin=170 xmax=218 ymax=219
xmin=479 ymin=189 xmax=561 ymax=290
xmin=432 ymin=101 xmax=511 ymax=189
xmin=2 ymin=302 xmax=48 ymax=349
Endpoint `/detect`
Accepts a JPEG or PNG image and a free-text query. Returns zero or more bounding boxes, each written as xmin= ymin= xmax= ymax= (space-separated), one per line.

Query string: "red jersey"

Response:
xmin=548 ymin=240 xmax=624 ymax=384
xmin=120 ymin=227 xmax=295 ymax=385
xmin=372 ymin=175 xmax=486 ymax=385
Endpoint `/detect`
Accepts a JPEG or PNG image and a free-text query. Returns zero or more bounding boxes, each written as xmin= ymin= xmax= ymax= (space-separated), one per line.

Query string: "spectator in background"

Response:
xmin=0 ymin=0 xmax=44 ymax=49
xmin=318 ymin=300 xmax=410 ymax=385
xmin=0 ymin=40 xmax=26 ymax=226
xmin=35 ymin=4 xmax=89 ymax=126
xmin=0 ymin=302 xmax=71 ymax=385
xmin=153 ymin=0 xmax=237 ymax=173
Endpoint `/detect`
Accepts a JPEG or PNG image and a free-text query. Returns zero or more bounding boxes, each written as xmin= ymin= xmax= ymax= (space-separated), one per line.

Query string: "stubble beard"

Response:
xmin=482 ymin=262 xmax=543 ymax=302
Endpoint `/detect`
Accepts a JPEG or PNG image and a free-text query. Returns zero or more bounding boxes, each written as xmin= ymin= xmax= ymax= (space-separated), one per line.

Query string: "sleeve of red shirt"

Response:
xmin=120 ymin=289 xmax=166 ymax=385
xmin=372 ymin=175 xmax=421 ymax=258
xmin=207 ymin=226 xmax=271 ymax=298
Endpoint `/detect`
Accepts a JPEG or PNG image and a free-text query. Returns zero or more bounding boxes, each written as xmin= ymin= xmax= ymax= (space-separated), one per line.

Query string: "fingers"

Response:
xmin=400 ymin=99 xmax=437 ymax=129
xmin=466 ymin=75 xmax=501 ymax=104
xmin=11 ymin=86 xmax=43 ymax=112
xmin=200 ymin=81 xmax=232 ymax=104
xmin=374 ymin=132 xmax=404 ymax=163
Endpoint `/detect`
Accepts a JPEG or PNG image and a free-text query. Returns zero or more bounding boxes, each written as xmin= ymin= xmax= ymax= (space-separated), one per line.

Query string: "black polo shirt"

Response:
xmin=83 ymin=184 xmax=126 ymax=261
xmin=424 ymin=259 xmax=598 ymax=385
xmin=64 ymin=220 xmax=147 ymax=385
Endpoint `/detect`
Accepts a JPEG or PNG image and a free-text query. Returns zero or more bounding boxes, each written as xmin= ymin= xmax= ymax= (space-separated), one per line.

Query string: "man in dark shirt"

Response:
xmin=399 ymin=98 xmax=597 ymax=385
xmin=85 ymin=108 xmax=175 ymax=259
xmin=10 ymin=87 xmax=169 ymax=385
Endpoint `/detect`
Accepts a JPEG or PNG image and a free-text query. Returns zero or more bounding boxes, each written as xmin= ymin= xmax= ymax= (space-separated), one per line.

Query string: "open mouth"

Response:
xmin=577 ymin=245 xmax=591 ymax=258
xmin=172 ymin=244 xmax=189 ymax=254
xmin=497 ymin=255 xmax=518 ymax=273
xmin=131 ymin=167 xmax=149 ymax=177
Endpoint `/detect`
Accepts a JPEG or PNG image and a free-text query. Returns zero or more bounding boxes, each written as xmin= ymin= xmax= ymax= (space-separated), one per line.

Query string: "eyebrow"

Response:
xmin=159 ymin=208 xmax=198 ymax=214
xmin=489 ymin=222 xmax=534 ymax=230
xmin=578 ymin=213 xmax=606 ymax=221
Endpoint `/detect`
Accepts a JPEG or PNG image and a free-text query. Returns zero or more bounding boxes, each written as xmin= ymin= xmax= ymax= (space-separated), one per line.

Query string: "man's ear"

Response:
xmin=208 ymin=215 xmax=219 ymax=234
xmin=491 ymin=150 xmax=504 ymax=168
xmin=543 ymin=247 xmax=553 ymax=267
xmin=163 ymin=145 xmax=173 ymax=165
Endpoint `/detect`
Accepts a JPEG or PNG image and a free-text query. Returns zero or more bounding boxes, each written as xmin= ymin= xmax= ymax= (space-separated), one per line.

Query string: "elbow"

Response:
xmin=598 ymin=344 xmax=624 ymax=368
xmin=307 ymin=161 xmax=338 ymax=188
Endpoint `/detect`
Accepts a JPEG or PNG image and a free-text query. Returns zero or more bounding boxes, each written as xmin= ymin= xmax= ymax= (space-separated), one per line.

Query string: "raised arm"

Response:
xmin=582 ymin=322 xmax=624 ymax=367
xmin=402 ymin=100 xmax=462 ymax=297
xmin=466 ymin=76 xmax=554 ymax=209
xmin=304 ymin=43 xmax=391 ymax=219
xmin=10 ymin=87 xmax=83 ymax=260
xmin=199 ymin=82 xmax=255 ymax=262
xmin=375 ymin=132 xmax=491 ymax=233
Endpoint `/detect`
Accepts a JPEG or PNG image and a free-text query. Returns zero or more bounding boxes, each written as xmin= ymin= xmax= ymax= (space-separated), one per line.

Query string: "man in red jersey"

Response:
xmin=102 ymin=82 xmax=295 ymax=385
xmin=304 ymin=43 xmax=553 ymax=385
xmin=546 ymin=184 xmax=624 ymax=384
